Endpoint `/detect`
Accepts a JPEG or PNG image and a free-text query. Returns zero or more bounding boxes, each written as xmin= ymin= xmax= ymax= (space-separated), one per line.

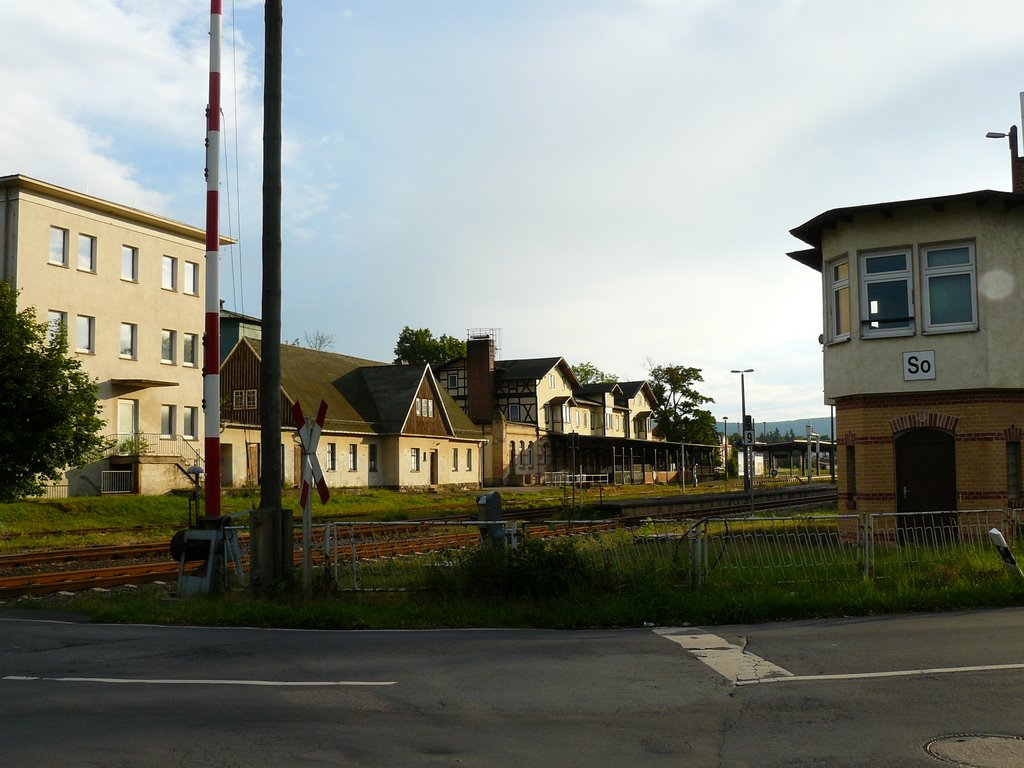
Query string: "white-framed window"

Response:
xmin=183 ymin=333 xmax=198 ymax=367
xmin=369 ymin=444 xmax=378 ymax=472
xmin=424 ymin=398 xmax=434 ymax=418
xmin=518 ymin=441 xmax=526 ymax=467
xmin=860 ymin=249 xmax=913 ymax=337
xmin=183 ymin=406 xmax=198 ymax=440
xmin=447 ymin=372 xmax=458 ymax=389
xmin=326 ymin=443 xmax=337 ymax=471
xmin=121 ymin=245 xmax=138 ymax=282
xmin=549 ymin=374 xmax=556 ymax=388
xmin=466 ymin=448 xmax=472 ymax=471
xmin=411 ymin=447 xmax=421 ymax=472
xmin=119 ymin=322 xmax=137 ymax=359
xmin=78 ymin=234 xmax=96 ymax=272
xmin=349 ymin=444 xmax=358 ymax=471
xmin=575 ymin=409 xmax=581 ymax=427
xmin=76 ymin=315 xmax=95 ymax=354
xmin=184 ymin=261 xmax=200 ymax=296
xmin=827 ymin=258 xmax=850 ymax=342
xmin=47 ymin=310 xmax=67 ymax=345
xmin=161 ymin=329 xmax=177 ymax=364
xmin=160 ymin=404 xmax=176 ymax=438
xmin=562 ymin=404 xmax=571 ymax=424
xmin=921 ymin=242 xmax=977 ymax=333
xmin=49 ymin=227 xmax=69 ymax=266
xmin=452 ymin=448 xmax=459 ymax=471
xmin=233 ymin=388 xmax=257 ymax=409
xmin=527 ymin=441 xmax=534 ymax=467
xmin=508 ymin=403 xmax=521 ymax=422
xmin=414 ymin=399 xmax=422 ymax=417
xmin=161 ymin=255 xmax=177 ymax=291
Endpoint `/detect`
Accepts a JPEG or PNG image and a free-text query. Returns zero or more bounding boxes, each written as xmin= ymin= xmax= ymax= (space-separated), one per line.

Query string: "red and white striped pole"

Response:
xmin=203 ymin=0 xmax=222 ymax=516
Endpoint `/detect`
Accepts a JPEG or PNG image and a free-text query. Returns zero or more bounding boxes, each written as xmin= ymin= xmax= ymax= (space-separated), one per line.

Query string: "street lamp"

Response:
xmin=722 ymin=416 xmax=728 ymax=477
xmin=731 ymin=369 xmax=754 ymax=510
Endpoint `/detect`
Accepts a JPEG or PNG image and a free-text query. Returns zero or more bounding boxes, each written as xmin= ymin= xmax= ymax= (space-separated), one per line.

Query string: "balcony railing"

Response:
xmin=107 ymin=432 xmax=203 ymax=469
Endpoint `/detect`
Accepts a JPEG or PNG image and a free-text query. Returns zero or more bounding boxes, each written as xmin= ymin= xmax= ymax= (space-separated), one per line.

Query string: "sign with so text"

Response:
xmin=903 ymin=350 xmax=936 ymax=381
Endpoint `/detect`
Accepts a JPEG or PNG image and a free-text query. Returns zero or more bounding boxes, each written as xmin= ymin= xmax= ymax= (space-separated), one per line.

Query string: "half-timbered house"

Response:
xmin=220 ymin=338 xmax=484 ymax=489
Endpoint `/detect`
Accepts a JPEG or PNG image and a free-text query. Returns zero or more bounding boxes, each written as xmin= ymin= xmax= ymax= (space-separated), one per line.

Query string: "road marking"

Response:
xmin=654 ymin=627 xmax=793 ymax=684
xmin=2 ymin=676 xmax=395 ymax=687
xmin=654 ymin=627 xmax=1024 ymax=686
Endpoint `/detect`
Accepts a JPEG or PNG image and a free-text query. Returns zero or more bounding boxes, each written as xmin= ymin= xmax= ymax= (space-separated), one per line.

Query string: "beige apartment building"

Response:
xmin=0 ymin=174 xmax=218 ymax=495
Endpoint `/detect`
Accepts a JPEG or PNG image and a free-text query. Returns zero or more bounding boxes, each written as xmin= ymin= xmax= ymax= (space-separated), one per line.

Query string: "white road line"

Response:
xmin=733 ymin=662 xmax=1024 ymax=686
xmin=654 ymin=627 xmax=793 ymax=684
xmin=2 ymin=676 xmax=395 ymax=687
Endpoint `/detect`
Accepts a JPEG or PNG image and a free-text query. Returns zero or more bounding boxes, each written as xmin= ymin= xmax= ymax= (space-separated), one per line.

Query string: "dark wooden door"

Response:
xmin=894 ymin=428 xmax=956 ymax=542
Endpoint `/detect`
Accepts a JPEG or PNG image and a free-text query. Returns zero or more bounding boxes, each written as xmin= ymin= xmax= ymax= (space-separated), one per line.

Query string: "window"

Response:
xmin=369 ymin=444 xmax=378 ymax=472
xmin=518 ymin=441 xmax=526 ymax=467
xmin=349 ymin=444 xmax=358 ymax=471
xmin=562 ymin=405 xmax=571 ymax=424
xmin=508 ymin=403 xmax=521 ymax=422
xmin=160 ymin=404 xmax=176 ymax=438
xmin=527 ymin=441 xmax=534 ymax=467
xmin=447 ymin=372 xmax=458 ymax=389
xmin=921 ymin=243 xmax=977 ymax=333
xmin=860 ymin=250 xmax=913 ymax=336
xmin=414 ymin=399 xmax=422 ymax=417
xmin=119 ymin=323 xmax=137 ymax=359
xmin=549 ymin=374 xmax=556 ymax=388
xmin=162 ymin=255 xmax=177 ymax=290
xmin=453 ymin=448 xmax=459 ymax=471
xmin=466 ymin=448 xmax=472 ymax=471
xmin=47 ymin=310 xmax=67 ymax=345
xmin=1008 ymin=441 xmax=1021 ymax=502
xmin=121 ymin=245 xmax=138 ymax=281
xmin=183 ymin=333 xmax=198 ymax=367
xmin=326 ymin=443 xmax=337 ymax=471
xmin=425 ymin=398 xmax=433 ymax=418
xmin=233 ymin=389 xmax=258 ymax=409
xmin=76 ymin=315 xmax=94 ymax=354
xmin=827 ymin=258 xmax=850 ymax=341
xmin=161 ymin=329 xmax=177 ymax=364
xmin=184 ymin=261 xmax=200 ymax=296
xmin=575 ymin=409 xmax=581 ymax=427
xmin=49 ymin=227 xmax=68 ymax=266
xmin=183 ymin=406 xmax=198 ymax=440
xmin=411 ymin=447 xmax=421 ymax=472
xmin=78 ymin=234 xmax=96 ymax=272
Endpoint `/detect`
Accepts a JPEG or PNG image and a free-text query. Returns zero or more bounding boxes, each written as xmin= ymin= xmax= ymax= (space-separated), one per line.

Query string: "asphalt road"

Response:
xmin=3 ymin=607 xmax=1024 ymax=767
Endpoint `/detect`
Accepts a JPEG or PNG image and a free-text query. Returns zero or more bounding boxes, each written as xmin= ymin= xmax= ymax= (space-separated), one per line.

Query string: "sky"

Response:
xmin=3 ymin=0 xmax=1024 ymax=424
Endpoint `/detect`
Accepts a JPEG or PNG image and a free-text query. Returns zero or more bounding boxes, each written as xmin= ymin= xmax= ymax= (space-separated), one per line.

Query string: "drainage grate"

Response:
xmin=924 ymin=733 xmax=1024 ymax=767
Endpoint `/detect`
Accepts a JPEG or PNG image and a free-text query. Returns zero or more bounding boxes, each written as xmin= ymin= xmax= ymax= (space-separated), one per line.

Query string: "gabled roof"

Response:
xmin=241 ymin=340 xmax=480 ymax=438
xmin=495 ymin=356 xmax=580 ymax=389
xmin=617 ymin=380 xmax=656 ymax=406
xmin=788 ymin=189 xmax=1024 ymax=272
xmin=576 ymin=382 xmax=623 ymax=397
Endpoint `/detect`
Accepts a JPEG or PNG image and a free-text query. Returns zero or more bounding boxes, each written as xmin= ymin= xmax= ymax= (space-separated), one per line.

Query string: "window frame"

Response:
xmin=411 ymin=447 xmax=421 ymax=472
xmin=326 ymin=443 xmax=337 ymax=471
xmin=76 ymin=315 xmax=95 ymax=354
xmin=447 ymin=372 xmax=458 ymax=389
xmin=183 ymin=332 xmax=199 ymax=367
xmin=183 ymin=261 xmax=200 ymax=296
xmin=161 ymin=329 xmax=177 ymax=364
xmin=121 ymin=245 xmax=139 ymax=282
xmin=119 ymin=322 xmax=138 ymax=360
xmin=160 ymin=404 xmax=176 ymax=439
xmin=77 ymin=234 xmax=97 ymax=273
xmin=508 ymin=403 xmax=521 ymax=422
xmin=369 ymin=444 xmax=378 ymax=472
xmin=183 ymin=406 xmax=199 ymax=440
xmin=47 ymin=310 xmax=67 ymax=345
xmin=349 ymin=443 xmax=358 ymax=472
xmin=826 ymin=257 xmax=851 ymax=342
xmin=859 ymin=248 xmax=914 ymax=338
xmin=49 ymin=227 xmax=69 ymax=266
xmin=920 ymin=241 xmax=977 ymax=334
xmin=161 ymin=255 xmax=178 ymax=291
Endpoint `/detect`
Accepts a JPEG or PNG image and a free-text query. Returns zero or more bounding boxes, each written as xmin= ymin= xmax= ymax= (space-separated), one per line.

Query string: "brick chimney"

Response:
xmin=466 ymin=333 xmax=496 ymax=424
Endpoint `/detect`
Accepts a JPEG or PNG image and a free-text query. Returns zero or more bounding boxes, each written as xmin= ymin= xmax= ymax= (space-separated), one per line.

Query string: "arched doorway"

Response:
xmin=894 ymin=428 xmax=956 ymax=542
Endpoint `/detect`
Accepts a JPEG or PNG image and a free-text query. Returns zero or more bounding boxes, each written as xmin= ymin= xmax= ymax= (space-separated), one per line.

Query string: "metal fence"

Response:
xmin=222 ymin=508 xmax=1019 ymax=593
xmin=100 ymin=470 xmax=133 ymax=494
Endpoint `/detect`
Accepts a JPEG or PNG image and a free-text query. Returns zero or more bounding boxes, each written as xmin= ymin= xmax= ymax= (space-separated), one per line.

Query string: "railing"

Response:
xmin=107 ymin=432 xmax=203 ymax=469
xmin=101 ymin=470 xmax=133 ymax=494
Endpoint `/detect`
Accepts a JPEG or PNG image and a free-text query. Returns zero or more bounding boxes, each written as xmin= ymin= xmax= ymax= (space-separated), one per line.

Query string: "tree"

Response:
xmin=646 ymin=362 xmax=718 ymax=445
xmin=393 ymin=326 xmax=467 ymax=368
xmin=303 ymin=329 xmax=335 ymax=351
xmin=0 ymin=284 xmax=106 ymax=500
xmin=571 ymin=361 xmax=618 ymax=385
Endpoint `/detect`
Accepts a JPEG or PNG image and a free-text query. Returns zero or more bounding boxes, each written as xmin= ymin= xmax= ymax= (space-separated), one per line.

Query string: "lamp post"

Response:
xmin=722 ymin=416 xmax=728 ymax=478
xmin=731 ymin=369 xmax=754 ymax=510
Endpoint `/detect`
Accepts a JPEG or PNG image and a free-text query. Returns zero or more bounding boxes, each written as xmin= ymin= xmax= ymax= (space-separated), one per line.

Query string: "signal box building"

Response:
xmin=789 ymin=183 xmax=1024 ymax=520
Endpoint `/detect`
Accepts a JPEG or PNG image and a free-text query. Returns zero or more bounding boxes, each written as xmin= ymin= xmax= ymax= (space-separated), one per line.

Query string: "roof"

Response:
xmin=241 ymin=340 xmax=480 ymax=438
xmin=617 ymin=380 xmax=657 ymax=406
xmin=788 ymin=189 xmax=1024 ymax=272
xmin=576 ymin=382 xmax=623 ymax=397
xmin=0 ymin=173 xmax=236 ymax=246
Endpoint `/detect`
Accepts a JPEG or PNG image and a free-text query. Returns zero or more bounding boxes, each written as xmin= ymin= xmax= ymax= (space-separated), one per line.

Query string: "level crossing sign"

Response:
xmin=292 ymin=399 xmax=330 ymax=507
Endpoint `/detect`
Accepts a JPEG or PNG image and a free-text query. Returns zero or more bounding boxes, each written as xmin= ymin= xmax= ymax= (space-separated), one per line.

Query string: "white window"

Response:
xmin=184 ymin=261 xmax=200 ymax=296
xmin=860 ymin=250 xmax=913 ymax=337
xmin=549 ymin=374 xmax=556 ymax=388
xmin=183 ymin=406 xmax=198 ymax=440
xmin=233 ymin=388 xmax=257 ymax=409
xmin=349 ymin=444 xmax=358 ymax=471
xmin=121 ymin=245 xmax=138 ymax=282
xmin=453 ymin=448 xmax=459 ymax=471
xmin=119 ymin=323 xmax=137 ymax=359
xmin=326 ymin=443 xmax=337 ymax=471
xmin=827 ymin=258 xmax=850 ymax=341
xmin=161 ymin=329 xmax=177 ymax=364
xmin=76 ymin=315 xmax=95 ymax=354
xmin=78 ymin=234 xmax=96 ymax=272
xmin=575 ymin=409 xmax=581 ymax=427
xmin=508 ymin=403 xmax=520 ymax=422
xmin=160 ymin=404 xmax=176 ymax=438
xmin=411 ymin=447 xmax=421 ymax=472
xmin=162 ymin=255 xmax=177 ymax=290
xmin=447 ymin=372 xmax=458 ymax=389
xmin=183 ymin=333 xmax=198 ymax=367
xmin=47 ymin=310 xmax=67 ymax=345
xmin=415 ymin=399 xmax=422 ymax=417
xmin=466 ymin=448 xmax=472 ymax=471
xmin=562 ymin=405 xmax=570 ymax=423
xmin=425 ymin=398 xmax=434 ymax=418
xmin=921 ymin=242 xmax=977 ymax=333
xmin=245 ymin=389 xmax=257 ymax=408
xmin=49 ymin=227 xmax=68 ymax=266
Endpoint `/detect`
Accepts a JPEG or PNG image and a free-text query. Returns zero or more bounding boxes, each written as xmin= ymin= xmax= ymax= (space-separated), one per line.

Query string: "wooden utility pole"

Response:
xmin=251 ymin=0 xmax=291 ymax=591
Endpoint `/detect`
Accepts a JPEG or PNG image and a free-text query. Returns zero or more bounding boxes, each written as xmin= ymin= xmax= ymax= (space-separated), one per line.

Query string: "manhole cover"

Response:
xmin=925 ymin=733 xmax=1024 ymax=767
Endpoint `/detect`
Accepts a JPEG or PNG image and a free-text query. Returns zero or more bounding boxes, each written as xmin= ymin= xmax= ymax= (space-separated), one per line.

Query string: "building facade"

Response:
xmin=220 ymin=339 xmax=484 ymax=489
xmin=1 ymin=175 xmax=218 ymax=495
xmin=789 ymin=187 xmax=1024 ymax=521
xmin=437 ymin=332 xmax=669 ymax=486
